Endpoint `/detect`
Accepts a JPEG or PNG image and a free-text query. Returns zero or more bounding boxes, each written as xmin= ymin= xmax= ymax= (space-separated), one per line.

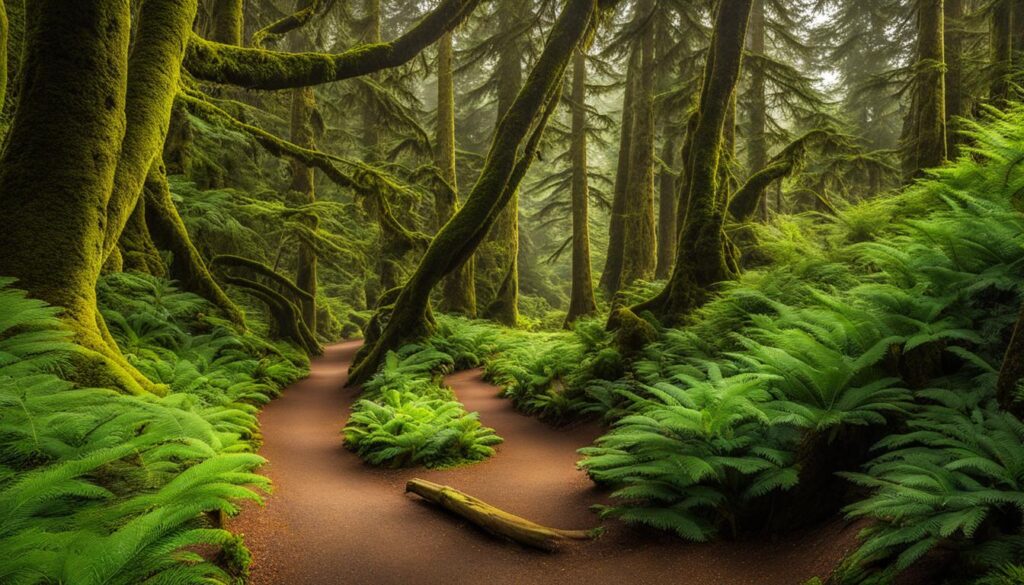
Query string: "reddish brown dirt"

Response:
xmin=231 ymin=341 xmax=859 ymax=584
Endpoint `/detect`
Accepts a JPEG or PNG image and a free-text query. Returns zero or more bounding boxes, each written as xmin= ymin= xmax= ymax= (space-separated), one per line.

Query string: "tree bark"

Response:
xmin=746 ymin=0 xmax=768 ymax=219
xmin=618 ymin=0 xmax=658 ymax=289
xmin=435 ymin=31 xmax=478 ymax=317
xmin=991 ymin=0 xmax=1013 ymax=105
xmin=0 ymin=0 xmax=197 ymax=394
xmin=565 ymin=48 xmax=598 ymax=325
xmin=480 ymin=0 xmax=524 ymax=326
xmin=349 ymin=0 xmax=605 ymax=384
xmin=945 ymin=0 xmax=964 ymax=159
xmin=905 ymin=0 xmax=947 ymax=180
xmin=599 ymin=47 xmax=639 ymax=295
xmin=288 ymin=0 xmax=320 ymax=333
xmin=633 ymin=0 xmax=754 ymax=323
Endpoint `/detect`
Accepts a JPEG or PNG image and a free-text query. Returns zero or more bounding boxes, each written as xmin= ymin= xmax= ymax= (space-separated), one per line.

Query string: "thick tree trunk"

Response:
xmin=406 ymin=479 xmax=598 ymax=551
xmin=599 ymin=48 xmax=639 ymax=295
xmin=435 ymin=31 xmax=478 ymax=317
xmin=0 ymin=0 xmax=197 ymax=394
xmin=633 ymin=0 xmax=754 ymax=323
xmin=565 ymin=49 xmax=598 ymax=325
xmin=289 ymin=86 xmax=319 ymax=333
xmin=618 ymin=0 xmax=658 ymax=289
xmin=746 ymin=0 xmax=769 ymax=219
xmin=349 ymin=0 xmax=603 ymax=384
xmin=906 ymin=0 xmax=947 ymax=180
xmin=480 ymin=0 xmax=524 ymax=326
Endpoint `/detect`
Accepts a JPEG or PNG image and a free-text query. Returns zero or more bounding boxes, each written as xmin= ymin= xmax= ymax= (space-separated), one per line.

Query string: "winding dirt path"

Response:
xmin=232 ymin=341 xmax=858 ymax=584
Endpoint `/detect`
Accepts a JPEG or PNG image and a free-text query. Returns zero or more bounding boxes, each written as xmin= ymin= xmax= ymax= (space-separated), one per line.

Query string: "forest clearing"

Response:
xmin=3 ymin=0 xmax=1024 ymax=584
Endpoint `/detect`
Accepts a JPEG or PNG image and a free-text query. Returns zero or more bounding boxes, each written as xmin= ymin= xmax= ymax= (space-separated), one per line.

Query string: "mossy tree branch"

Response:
xmin=251 ymin=0 xmax=330 ymax=48
xmin=184 ymin=0 xmax=481 ymax=89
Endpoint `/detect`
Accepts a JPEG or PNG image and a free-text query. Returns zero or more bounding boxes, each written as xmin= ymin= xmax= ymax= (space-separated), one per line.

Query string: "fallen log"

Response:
xmin=405 ymin=478 xmax=601 ymax=551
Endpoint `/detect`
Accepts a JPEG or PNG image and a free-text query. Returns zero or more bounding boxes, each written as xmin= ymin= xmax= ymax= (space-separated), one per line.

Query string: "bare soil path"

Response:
xmin=231 ymin=341 xmax=857 ymax=584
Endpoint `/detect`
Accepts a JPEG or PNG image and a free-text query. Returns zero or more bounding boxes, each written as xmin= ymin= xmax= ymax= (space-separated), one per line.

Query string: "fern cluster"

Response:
xmin=0 ymin=274 xmax=307 ymax=584
xmin=571 ymin=108 xmax=1024 ymax=582
xmin=428 ymin=316 xmax=622 ymax=424
xmin=343 ymin=343 xmax=502 ymax=468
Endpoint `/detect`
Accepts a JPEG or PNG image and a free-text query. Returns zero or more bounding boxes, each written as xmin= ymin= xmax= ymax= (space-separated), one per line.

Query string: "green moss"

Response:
xmin=183 ymin=0 xmax=481 ymax=90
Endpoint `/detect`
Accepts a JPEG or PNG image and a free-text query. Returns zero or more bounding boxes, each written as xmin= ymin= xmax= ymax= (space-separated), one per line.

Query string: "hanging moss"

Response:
xmin=184 ymin=0 xmax=481 ymax=90
xmin=349 ymin=0 xmax=603 ymax=384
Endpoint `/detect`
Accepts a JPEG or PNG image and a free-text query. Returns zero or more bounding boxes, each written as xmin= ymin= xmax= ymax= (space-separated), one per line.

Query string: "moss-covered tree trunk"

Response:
xmin=349 ymin=0 xmax=605 ymax=383
xmin=289 ymin=86 xmax=319 ymax=332
xmin=618 ymin=0 xmax=658 ymax=289
xmin=287 ymin=1 xmax=319 ymax=333
xmin=565 ymin=48 xmax=598 ymax=325
xmin=633 ymin=0 xmax=754 ymax=323
xmin=599 ymin=47 xmax=638 ymax=295
xmin=746 ymin=0 xmax=769 ymax=219
xmin=905 ymin=0 xmax=947 ymax=180
xmin=945 ymin=0 xmax=964 ymax=159
xmin=0 ymin=0 xmax=198 ymax=394
xmin=435 ymin=31 xmax=477 ymax=317
xmin=991 ymin=0 xmax=1013 ymax=105
xmin=654 ymin=18 xmax=677 ymax=280
xmin=480 ymin=0 xmax=524 ymax=326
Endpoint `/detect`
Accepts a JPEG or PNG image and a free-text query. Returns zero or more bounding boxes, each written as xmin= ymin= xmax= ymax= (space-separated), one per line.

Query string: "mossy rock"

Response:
xmin=608 ymin=308 xmax=658 ymax=355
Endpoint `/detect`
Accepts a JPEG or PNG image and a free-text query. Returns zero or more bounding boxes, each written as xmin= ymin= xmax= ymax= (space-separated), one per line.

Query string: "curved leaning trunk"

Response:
xmin=633 ymin=0 xmax=754 ymax=323
xmin=349 ymin=0 xmax=607 ymax=385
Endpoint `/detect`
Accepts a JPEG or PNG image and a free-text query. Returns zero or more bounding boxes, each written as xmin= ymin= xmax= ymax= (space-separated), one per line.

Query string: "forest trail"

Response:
xmin=231 ymin=341 xmax=858 ymax=585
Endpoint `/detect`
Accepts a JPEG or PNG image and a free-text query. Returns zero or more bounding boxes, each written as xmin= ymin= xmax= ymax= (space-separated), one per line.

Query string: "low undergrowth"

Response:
xmin=0 ymin=273 xmax=306 ymax=584
xmin=342 ymin=344 xmax=502 ymax=468
xmin=418 ymin=107 xmax=1024 ymax=584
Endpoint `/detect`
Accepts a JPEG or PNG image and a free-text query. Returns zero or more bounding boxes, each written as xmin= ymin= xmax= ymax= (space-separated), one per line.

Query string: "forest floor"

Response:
xmin=231 ymin=341 xmax=860 ymax=585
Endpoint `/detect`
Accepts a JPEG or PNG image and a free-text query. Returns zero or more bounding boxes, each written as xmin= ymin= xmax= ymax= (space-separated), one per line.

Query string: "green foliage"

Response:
xmin=559 ymin=105 xmax=1024 ymax=577
xmin=343 ymin=343 xmax=502 ymax=468
xmin=0 ymin=274 xmax=306 ymax=584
